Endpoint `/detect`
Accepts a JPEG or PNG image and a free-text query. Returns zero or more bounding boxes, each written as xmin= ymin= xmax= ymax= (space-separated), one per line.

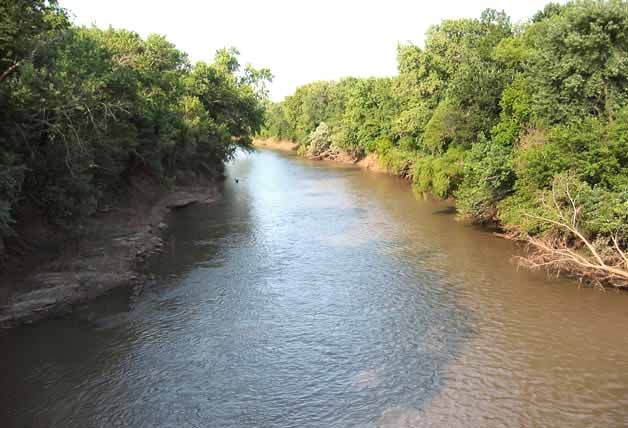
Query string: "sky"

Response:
xmin=59 ymin=0 xmax=553 ymax=101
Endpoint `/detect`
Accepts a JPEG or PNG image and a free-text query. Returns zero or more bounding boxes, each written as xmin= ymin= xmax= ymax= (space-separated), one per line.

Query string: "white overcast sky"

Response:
xmin=60 ymin=0 xmax=553 ymax=101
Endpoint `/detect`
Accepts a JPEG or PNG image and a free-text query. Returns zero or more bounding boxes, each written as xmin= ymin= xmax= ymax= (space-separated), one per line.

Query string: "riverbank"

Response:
xmin=5 ymin=148 xmax=628 ymax=428
xmin=0 ymin=176 xmax=220 ymax=328
xmin=254 ymin=138 xmax=628 ymax=289
xmin=253 ymin=138 xmax=385 ymax=173
xmin=253 ymin=138 xmax=298 ymax=152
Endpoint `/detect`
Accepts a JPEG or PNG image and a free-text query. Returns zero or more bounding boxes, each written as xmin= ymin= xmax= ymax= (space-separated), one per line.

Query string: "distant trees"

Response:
xmin=0 ymin=1 xmax=270 ymax=239
xmin=262 ymin=0 xmax=628 ymax=286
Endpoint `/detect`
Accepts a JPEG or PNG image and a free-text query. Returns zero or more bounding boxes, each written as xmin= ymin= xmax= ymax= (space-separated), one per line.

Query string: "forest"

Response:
xmin=1 ymin=1 xmax=627 ymax=287
xmin=0 ymin=1 xmax=270 ymax=248
xmin=261 ymin=0 xmax=628 ymax=287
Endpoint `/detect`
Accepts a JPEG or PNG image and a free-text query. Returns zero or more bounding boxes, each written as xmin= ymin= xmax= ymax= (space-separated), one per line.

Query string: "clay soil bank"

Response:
xmin=0 ymin=177 xmax=220 ymax=328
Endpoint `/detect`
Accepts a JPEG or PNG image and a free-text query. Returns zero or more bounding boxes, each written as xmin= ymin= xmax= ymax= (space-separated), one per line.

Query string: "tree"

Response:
xmin=262 ymin=1 xmax=628 ymax=286
xmin=0 ymin=6 xmax=271 ymax=242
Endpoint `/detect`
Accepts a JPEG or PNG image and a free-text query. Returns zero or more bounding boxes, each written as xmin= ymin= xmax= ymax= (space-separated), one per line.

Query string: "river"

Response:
xmin=2 ymin=149 xmax=628 ymax=428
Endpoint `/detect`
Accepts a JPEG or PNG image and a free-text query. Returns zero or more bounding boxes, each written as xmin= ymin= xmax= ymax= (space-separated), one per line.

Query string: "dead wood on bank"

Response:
xmin=517 ymin=183 xmax=628 ymax=289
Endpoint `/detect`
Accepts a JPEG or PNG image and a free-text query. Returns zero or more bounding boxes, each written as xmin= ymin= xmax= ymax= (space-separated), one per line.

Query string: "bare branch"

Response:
xmin=612 ymin=235 xmax=628 ymax=269
xmin=0 ymin=61 xmax=21 ymax=83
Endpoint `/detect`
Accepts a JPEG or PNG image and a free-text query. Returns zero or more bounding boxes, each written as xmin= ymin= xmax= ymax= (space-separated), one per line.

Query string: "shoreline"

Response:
xmin=254 ymin=138 xmax=627 ymax=290
xmin=0 ymin=180 xmax=220 ymax=328
xmin=253 ymin=138 xmax=386 ymax=173
xmin=253 ymin=138 xmax=299 ymax=152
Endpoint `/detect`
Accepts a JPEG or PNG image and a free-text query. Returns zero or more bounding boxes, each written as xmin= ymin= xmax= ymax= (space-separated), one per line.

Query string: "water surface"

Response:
xmin=2 ymin=149 xmax=628 ymax=427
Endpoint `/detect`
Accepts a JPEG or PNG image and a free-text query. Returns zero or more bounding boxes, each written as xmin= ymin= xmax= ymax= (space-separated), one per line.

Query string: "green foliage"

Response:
xmin=490 ymin=75 xmax=534 ymax=145
xmin=0 ymin=4 xmax=270 ymax=238
xmin=412 ymin=145 xmax=466 ymax=198
xmin=260 ymin=102 xmax=291 ymax=140
xmin=262 ymin=1 xmax=627 ymax=249
xmin=0 ymin=153 xmax=24 ymax=236
xmin=421 ymin=100 xmax=459 ymax=154
xmin=374 ymin=138 xmax=416 ymax=177
xmin=525 ymin=0 xmax=628 ymax=123
xmin=532 ymin=2 xmax=566 ymax=22
xmin=586 ymin=185 xmax=628 ymax=240
xmin=514 ymin=135 xmax=571 ymax=192
xmin=307 ymin=122 xmax=332 ymax=156
xmin=341 ymin=77 xmax=399 ymax=151
xmin=456 ymin=138 xmax=515 ymax=221
xmin=499 ymin=173 xmax=628 ymax=242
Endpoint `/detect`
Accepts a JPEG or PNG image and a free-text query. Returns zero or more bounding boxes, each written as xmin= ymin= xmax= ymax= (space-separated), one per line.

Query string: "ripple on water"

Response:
xmin=3 ymin=150 xmax=628 ymax=428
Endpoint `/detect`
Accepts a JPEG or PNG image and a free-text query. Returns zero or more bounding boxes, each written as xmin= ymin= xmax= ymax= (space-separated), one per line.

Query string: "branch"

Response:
xmin=612 ymin=235 xmax=628 ymax=269
xmin=0 ymin=61 xmax=21 ymax=83
xmin=522 ymin=230 xmax=628 ymax=288
xmin=524 ymin=212 xmax=607 ymax=267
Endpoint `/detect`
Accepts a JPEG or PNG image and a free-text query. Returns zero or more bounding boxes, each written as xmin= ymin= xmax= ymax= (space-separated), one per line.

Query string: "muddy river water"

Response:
xmin=2 ymin=149 xmax=628 ymax=427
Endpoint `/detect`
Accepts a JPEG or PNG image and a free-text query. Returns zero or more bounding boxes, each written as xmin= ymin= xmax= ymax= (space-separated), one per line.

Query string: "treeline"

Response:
xmin=0 ymin=1 xmax=270 ymax=241
xmin=262 ymin=1 xmax=628 ymax=286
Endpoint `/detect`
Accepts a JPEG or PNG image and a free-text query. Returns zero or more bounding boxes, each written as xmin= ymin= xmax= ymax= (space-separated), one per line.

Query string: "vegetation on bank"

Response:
xmin=0 ymin=1 xmax=270 ymax=250
xmin=261 ymin=1 xmax=628 ymax=287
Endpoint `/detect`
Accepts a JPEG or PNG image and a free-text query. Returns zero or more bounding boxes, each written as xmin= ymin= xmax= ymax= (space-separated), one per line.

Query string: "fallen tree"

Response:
xmin=519 ymin=181 xmax=628 ymax=289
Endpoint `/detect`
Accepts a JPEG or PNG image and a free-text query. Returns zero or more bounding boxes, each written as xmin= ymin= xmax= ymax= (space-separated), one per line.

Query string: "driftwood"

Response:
xmin=518 ymin=182 xmax=628 ymax=289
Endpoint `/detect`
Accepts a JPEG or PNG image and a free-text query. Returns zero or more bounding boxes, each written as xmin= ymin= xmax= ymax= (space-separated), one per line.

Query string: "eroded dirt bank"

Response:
xmin=253 ymin=138 xmax=385 ymax=173
xmin=0 ymin=176 xmax=220 ymax=328
xmin=253 ymin=138 xmax=298 ymax=152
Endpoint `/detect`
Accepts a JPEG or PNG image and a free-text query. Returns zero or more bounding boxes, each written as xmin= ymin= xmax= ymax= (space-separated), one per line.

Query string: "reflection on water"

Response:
xmin=2 ymin=149 xmax=628 ymax=428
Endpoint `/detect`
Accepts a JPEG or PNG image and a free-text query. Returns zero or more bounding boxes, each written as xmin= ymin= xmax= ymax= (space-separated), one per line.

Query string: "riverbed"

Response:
xmin=2 ymin=149 xmax=628 ymax=427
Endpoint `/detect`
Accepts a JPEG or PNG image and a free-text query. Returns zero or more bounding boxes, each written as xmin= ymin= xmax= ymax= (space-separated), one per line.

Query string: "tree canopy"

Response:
xmin=261 ymin=0 xmax=628 ymax=284
xmin=0 ymin=1 xmax=271 ymax=238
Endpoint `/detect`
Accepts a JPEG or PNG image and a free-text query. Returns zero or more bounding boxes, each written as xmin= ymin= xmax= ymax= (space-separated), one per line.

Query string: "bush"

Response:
xmin=456 ymin=138 xmax=515 ymax=221
xmin=375 ymin=138 xmax=417 ymax=177
xmin=262 ymin=0 xmax=628 ymax=265
xmin=412 ymin=145 xmax=465 ymax=198
xmin=0 ymin=6 xmax=270 ymax=238
xmin=306 ymin=122 xmax=332 ymax=156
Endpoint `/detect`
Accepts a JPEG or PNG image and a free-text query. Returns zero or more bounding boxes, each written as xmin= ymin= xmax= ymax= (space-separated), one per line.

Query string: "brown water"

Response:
xmin=2 ymin=149 xmax=628 ymax=428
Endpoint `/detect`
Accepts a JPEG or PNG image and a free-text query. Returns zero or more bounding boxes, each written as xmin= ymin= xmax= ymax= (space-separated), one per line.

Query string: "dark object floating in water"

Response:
xmin=234 ymin=178 xmax=239 ymax=183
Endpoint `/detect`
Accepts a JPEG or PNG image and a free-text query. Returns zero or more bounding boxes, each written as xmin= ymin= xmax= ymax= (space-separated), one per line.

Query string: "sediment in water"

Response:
xmin=253 ymin=138 xmax=385 ymax=173
xmin=253 ymin=138 xmax=627 ymax=289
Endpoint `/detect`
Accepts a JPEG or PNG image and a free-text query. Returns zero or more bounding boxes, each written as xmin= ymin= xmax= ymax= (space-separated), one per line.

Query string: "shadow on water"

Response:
xmin=1 ymin=149 xmax=628 ymax=428
xmin=431 ymin=205 xmax=457 ymax=216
